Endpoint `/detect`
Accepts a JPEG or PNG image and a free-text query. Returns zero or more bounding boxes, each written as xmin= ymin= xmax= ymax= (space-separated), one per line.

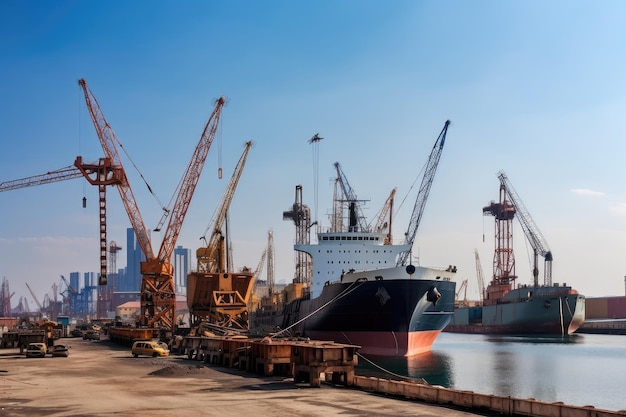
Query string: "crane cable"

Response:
xmin=113 ymin=135 xmax=169 ymax=216
xmin=393 ymin=158 xmax=427 ymax=225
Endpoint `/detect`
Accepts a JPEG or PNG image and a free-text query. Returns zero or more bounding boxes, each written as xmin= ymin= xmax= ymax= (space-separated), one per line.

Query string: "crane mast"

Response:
xmin=372 ymin=187 xmax=396 ymax=244
xmin=266 ymin=230 xmax=275 ymax=296
xmin=333 ymin=162 xmax=369 ymax=232
xmin=79 ymin=78 xmax=225 ymax=330
xmin=397 ymin=120 xmax=450 ymax=266
xmin=196 ymin=141 xmax=253 ymax=273
xmin=474 ymin=249 xmax=486 ymax=303
xmin=497 ymin=170 xmax=553 ymax=287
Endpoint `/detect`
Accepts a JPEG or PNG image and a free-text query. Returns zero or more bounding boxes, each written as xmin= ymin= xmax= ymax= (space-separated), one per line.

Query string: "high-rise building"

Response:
xmin=174 ymin=245 xmax=191 ymax=295
xmin=123 ymin=227 xmax=146 ymax=292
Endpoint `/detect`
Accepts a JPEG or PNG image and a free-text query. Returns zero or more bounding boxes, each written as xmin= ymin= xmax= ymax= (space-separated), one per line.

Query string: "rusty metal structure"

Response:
xmin=78 ymin=79 xmax=225 ymax=331
xmin=187 ymin=141 xmax=255 ymax=330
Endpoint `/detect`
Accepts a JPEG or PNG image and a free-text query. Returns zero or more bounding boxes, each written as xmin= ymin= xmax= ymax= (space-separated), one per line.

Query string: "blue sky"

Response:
xmin=2 ymin=1 xmax=626 ymax=309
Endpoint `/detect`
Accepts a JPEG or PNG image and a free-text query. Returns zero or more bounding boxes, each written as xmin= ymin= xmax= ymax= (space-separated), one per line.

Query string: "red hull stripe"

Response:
xmin=307 ymin=330 xmax=442 ymax=357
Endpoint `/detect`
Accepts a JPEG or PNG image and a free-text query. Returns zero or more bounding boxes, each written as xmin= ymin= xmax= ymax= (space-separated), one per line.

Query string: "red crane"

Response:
xmin=0 ymin=158 xmax=121 ymax=285
xmin=78 ymin=79 xmax=225 ymax=330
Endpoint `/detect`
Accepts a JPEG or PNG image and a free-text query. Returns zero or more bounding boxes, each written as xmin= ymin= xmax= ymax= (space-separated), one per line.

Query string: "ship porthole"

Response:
xmin=544 ymin=300 xmax=551 ymax=309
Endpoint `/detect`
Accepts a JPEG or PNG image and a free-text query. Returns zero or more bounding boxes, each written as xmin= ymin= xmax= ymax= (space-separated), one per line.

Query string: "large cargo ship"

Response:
xmin=253 ymin=122 xmax=457 ymax=356
xmin=445 ymin=284 xmax=585 ymax=335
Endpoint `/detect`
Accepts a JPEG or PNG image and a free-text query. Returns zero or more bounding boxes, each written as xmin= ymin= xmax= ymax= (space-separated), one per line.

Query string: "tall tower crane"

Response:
xmin=333 ymin=162 xmax=369 ymax=233
xmin=0 ymin=158 xmax=122 ymax=284
xmin=283 ymin=185 xmax=313 ymax=284
xmin=78 ymin=79 xmax=226 ymax=330
xmin=496 ymin=171 xmax=553 ymax=287
xmin=196 ymin=141 xmax=253 ymax=273
xmin=397 ymin=120 xmax=450 ymax=267
xmin=482 ymin=176 xmax=517 ymax=304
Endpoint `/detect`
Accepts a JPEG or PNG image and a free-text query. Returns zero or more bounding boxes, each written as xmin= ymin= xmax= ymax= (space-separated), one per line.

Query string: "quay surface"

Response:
xmin=1 ymin=337 xmax=623 ymax=416
xmin=0 ymin=337 xmax=497 ymax=416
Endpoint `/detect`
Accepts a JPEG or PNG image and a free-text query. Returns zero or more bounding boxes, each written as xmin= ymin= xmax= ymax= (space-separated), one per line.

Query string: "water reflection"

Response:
xmin=484 ymin=334 xmax=585 ymax=345
xmin=355 ymin=350 xmax=454 ymax=387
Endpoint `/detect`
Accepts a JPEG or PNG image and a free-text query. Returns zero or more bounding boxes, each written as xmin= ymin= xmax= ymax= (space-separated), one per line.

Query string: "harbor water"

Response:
xmin=355 ymin=332 xmax=626 ymax=412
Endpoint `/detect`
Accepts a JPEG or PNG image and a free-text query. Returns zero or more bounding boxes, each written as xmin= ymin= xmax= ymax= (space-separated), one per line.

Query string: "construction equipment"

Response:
xmin=25 ymin=283 xmax=43 ymax=315
xmin=455 ymin=279 xmax=468 ymax=307
xmin=283 ymin=185 xmax=314 ymax=284
xmin=0 ymin=158 xmax=122 ymax=284
xmin=497 ymin=171 xmax=553 ymax=287
xmin=266 ymin=230 xmax=275 ymax=297
xmin=482 ymin=176 xmax=517 ymax=302
xmin=186 ymin=142 xmax=255 ymax=330
xmin=333 ymin=162 xmax=369 ymax=232
xmin=371 ymin=187 xmax=397 ymax=244
xmin=78 ymin=78 xmax=226 ymax=330
xmin=196 ymin=141 xmax=253 ymax=273
xmin=397 ymin=120 xmax=450 ymax=267
xmin=474 ymin=249 xmax=486 ymax=303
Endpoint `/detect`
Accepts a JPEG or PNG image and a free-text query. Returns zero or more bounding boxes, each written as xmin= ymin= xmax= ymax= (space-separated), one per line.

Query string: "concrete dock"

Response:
xmin=1 ymin=337 xmax=501 ymax=416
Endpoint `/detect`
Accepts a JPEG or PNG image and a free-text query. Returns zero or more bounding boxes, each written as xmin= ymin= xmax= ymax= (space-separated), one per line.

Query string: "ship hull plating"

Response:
xmin=279 ymin=277 xmax=456 ymax=356
xmin=446 ymin=287 xmax=586 ymax=335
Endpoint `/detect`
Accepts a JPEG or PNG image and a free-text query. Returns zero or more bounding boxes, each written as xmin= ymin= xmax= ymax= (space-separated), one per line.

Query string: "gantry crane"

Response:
xmin=196 ymin=141 xmax=253 ymax=273
xmin=496 ymin=170 xmax=553 ymax=287
xmin=78 ymin=78 xmax=226 ymax=330
xmin=397 ymin=120 xmax=450 ymax=267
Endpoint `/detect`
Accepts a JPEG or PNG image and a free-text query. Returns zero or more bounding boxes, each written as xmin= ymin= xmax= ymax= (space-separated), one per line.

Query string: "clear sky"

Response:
xmin=2 ymin=1 xmax=626 ymax=309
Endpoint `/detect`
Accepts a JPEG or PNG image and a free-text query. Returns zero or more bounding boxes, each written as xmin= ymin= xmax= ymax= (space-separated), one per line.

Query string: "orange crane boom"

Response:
xmin=78 ymin=78 xmax=225 ymax=330
xmin=196 ymin=141 xmax=253 ymax=273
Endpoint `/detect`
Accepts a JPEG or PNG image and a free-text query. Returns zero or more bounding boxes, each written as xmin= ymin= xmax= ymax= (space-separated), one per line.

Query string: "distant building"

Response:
xmin=115 ymin=295 xmax=189 ymax=326
xmin=122 ymin=227 xmax=146 ymax=292
xmin=174 ymin=245 xmax=191 ymax=295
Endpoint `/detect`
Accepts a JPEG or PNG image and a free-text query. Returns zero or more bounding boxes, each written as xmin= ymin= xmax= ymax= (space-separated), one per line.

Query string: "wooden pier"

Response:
xmin=178 ymin=335 xmax=359 ymax=387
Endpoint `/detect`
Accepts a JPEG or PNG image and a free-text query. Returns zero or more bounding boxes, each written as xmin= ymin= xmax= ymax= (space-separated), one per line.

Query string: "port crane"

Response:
xmin=79 ymin=79 xmax=226 ymax=330
xmin=371 ymin=187 xmax=396 ymax=244
xmin=0 ymin=158 xmax=124 ymax=284
xmin=196 ymin=141 xmax=253 ymax=273
xmin=333 ymin=162 xmax=369 ymax=233
xmin=266 ymin=230 xmax=275 ymax=297
xmin=25 ymin=283 xmax=43 ymax=315
xmin=497 ymin=171 xmax=553 ymax=287
xmin=474 ymin=249 xmax=486 ymax=303
xmin=397 ymin=120 xmax=450 ymax=267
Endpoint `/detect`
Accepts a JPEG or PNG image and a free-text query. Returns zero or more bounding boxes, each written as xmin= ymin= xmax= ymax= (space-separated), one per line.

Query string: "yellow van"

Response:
xmin=131 ymin=340 xmax=170 ymax=357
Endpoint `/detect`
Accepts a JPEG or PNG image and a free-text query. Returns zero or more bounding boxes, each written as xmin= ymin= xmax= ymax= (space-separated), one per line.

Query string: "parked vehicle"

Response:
xmin=131 ymin=340 xmax=170 ymax=357
xmin=83 ymin=331 xmax=100 ymax=340
xmin=25 ymin=342 xmax=47 ymax=358
xmin=71 ymin=328 xmax=84 ymax=338
xmin=50 ymin=344 xmax=70 ymax=357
